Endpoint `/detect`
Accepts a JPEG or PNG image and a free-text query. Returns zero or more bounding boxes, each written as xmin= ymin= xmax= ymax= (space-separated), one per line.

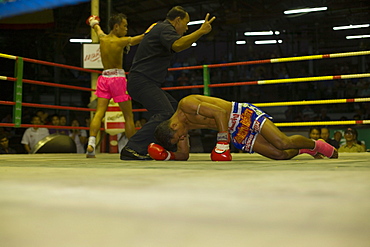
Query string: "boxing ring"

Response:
xmin=1 ymin=50 xmax=370 ymax=246
xmin=1 ymin=50 xmax=370 ymax=153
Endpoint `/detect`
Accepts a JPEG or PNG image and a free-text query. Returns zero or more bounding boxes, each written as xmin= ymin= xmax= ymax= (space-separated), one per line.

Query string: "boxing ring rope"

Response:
xmin=0 ymin=53 xmax=145 ymax=124
xmin=208 ymin=73 xmax=370 ymax=88
xmin=1 ymin=76 xmax=96 ymax=91
xmin=276 ymin=120 xmax=370 ymax=127
xmin=254 ymin=98 xmax=370 ymax=107
xmin=1 ymin=50 xmax=370 ymax=135
xmin=167 ymin=51 xmax=370 ymax=71
xmin=160 ymin=73 xmax=370 ymax=90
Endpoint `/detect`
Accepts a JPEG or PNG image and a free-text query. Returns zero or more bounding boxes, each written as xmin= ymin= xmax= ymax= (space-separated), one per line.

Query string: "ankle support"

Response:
xmin=312 ymin=140 xmax=335 ymax=158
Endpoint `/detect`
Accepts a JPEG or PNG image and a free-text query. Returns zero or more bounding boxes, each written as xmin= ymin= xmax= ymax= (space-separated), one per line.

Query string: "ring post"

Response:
xmin=13 ymin=57 xmax=23 ymax=127
xmin=90 ymin=0 xmax=99 ymax=100
xmin=203 ymin=65 xmax=210 ymax=96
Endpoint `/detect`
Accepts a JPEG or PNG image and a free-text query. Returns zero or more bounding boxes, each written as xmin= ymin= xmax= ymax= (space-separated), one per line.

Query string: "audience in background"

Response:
xmin=308 ymin=127 xmax=321 ymax=141
xmin=69 ymin=119 xmax=87 ymax=153
xmin=59 ymin=115 xmax=70 ymax=135
xmin=35 ymin=110 xmax=49 ymax=125
xmin=48 ymin=114 xmax=60 ymax=134
xmin=134 ymin=118 xmax=148 ymax=129
xmin=49 ymin=114 xmax=69 ymax=135
xmin=320 ymin=127 xmax=340 ymax=149
xmin=60 ymin=115 xmax=67 ymax=126
xmin=333 ymin=131 xmax=343 ymax=146
xmin=0 ymin=133 xmax=16 ymax=154
xmin=21 ymin=115 xmax=49 ymax=153
xmin=338 ymin=128 xmax=365 ymax=152
xmin=135 ymin=120 xmax=142 ymax=128
xmin=347 ymin=127 xmax=366 ymax=151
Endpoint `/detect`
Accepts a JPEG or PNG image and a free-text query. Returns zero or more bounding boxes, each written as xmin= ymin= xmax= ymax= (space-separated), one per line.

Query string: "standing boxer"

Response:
xmin=149 ymin=94 xmax=339 ymax=161
xmin=85 ymin=13 xmax=144 ymax=158
xmin=120 ymin=6 xmax=216 ymax=160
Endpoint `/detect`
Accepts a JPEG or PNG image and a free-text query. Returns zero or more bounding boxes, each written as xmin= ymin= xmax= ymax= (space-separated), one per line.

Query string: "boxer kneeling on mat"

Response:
xmin=148 ymin=94 xmax=338 ymax=161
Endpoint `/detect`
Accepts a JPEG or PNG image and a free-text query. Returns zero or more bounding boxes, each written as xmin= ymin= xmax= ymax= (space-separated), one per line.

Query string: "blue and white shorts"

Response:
xmin=228 ymin=102 xmax=272 ymax=153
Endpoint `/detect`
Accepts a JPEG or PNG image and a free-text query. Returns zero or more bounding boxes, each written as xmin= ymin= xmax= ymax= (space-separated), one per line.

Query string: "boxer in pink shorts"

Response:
xmin=85 ymin=13 xmax=145 ymax=158
xmin=96 ymin=69 xmax=131 ymax=102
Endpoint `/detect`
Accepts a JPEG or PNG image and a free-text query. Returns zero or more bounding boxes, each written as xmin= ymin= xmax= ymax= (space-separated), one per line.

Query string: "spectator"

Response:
xmin=48 ymin=114 xmax=60 ymax=134
xmin=320 ymin=127 xmax=340 ymax=149
xmin=134 ymin=118 xmax=148 ymax=129
xmin=338 ymin=128 xmax=365 ymax=152
xmin=135 ymin=119 xmax=143 ymax=128
xmin=308 ymin=127 xmax=321 ymax=141
xmin=333 ymin=130 xmax=344 ymax=146
xmin=60 ymin=115 xmax=67 ymax=126
xmin=139 ymin=118 xmax=148 ymax=126
xmin=49 ymin=114 xmax=69 ymax=135
xmin=69 ymin=119 xmax=87 ymax=153
xmin=35 ymin=110 xmax=49 ymax=124
xmin=21 ymin=115 xmax=49 ymax=153
xmin=348 ymin=127 xmax=366 ymax=150
xmin=0 ymin=133 xmax=16 ymax=154
xmin=58 ymin=115 xmax=69 ymax=135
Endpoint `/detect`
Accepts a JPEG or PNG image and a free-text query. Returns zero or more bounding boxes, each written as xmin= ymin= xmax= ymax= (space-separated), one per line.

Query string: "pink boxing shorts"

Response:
xmin=228 ymin=102 xmax=273 ymax=153
xmin=96 ymin=69 xmax=131 ymax=102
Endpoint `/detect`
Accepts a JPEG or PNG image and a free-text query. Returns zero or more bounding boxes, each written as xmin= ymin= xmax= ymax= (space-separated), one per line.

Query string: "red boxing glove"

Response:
xmin=211 ymin=142 xmax=232 ymax=161
xmin=148 ymin=143 xmax=175 ymax=161
xmin=211 ymin=131 xmax=232 ymax=161
xmin=86 ymin=15 xmax=100 ymax=28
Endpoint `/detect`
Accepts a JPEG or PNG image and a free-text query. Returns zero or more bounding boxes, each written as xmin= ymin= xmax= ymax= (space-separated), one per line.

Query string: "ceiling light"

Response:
xmin=191 ymin=43 xmax=197 ymax=47
xmin=70 ymin=38 xmax=92 ymax=43
xmin=284 ymin=7 xmax=327 ymax=15
xmin=333 ymin=24 xmax=370 ymax=30
xmin=188 ymin=20 xmax=204 ymax=26
xmin=244 ymin=31 xmax=280 ymax=36
xmin=255 ymin=40 xmax=283 ymax=45
xmin=236 ymin=40 xmax=246 ymax=45
xmin=346 ymin=35 xmax=370 ymax=40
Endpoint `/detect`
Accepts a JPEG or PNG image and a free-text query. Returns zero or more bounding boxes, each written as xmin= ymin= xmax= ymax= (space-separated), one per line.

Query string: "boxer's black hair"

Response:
xmin=109 ymin=13 xmax=127 ymax=30
xmin=154 ymin=120 xmax=177 ymax=151
xmin=166 ymin=6 xmax=187 ymax=21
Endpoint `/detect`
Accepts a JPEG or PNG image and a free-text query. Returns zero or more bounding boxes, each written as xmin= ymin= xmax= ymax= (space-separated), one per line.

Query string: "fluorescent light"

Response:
xmin=188 ymin=20 xmax=204 ymax=26
xmin=236 ymin=40 xmax=246 ymax=45
xmin=346 ymin=35 xmax=370 ymax=40
xmin=255 ymin=40 xmax=283 ymax=45
xmin=191 ymin=43 xmax=197 ymax=47
xmin=333 ymin=24 xmax=370 ymax=30
xmin=70 ymin=38 xmax=92 ymax=43
xmin=245 ymin=31 xmax=273 ymax=36
xmin=244 ymin=31 xmax=280 ymax=36
xmin=284 ymin=7 xmax=327 ymax=15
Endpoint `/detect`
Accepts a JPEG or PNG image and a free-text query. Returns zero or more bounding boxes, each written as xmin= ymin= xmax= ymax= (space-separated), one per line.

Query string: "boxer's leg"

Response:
xmin=86 ymin=97 xmax=109 ymax=158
